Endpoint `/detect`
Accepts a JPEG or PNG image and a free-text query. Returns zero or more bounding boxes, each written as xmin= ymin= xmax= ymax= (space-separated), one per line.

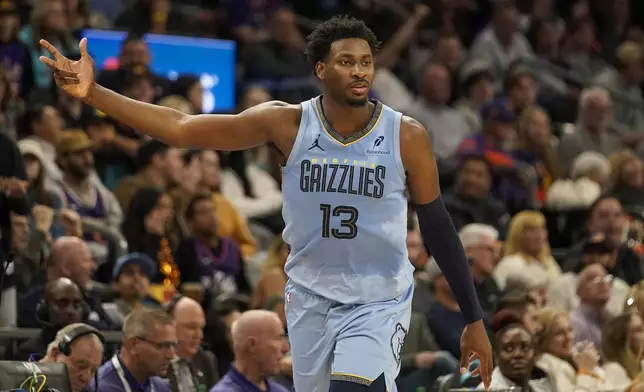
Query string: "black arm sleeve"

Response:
xmin=415 ymin=196 xmax=483 ymax=324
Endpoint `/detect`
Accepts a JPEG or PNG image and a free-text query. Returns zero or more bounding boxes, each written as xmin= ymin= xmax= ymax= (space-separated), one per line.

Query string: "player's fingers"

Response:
xmin=79 ymin=37 xmax=89 ymax=59
xmin=459 ymin=349 xmax=470 ymax=373
xmin=54 ymin=69 xmax=78 ymax=78
xmin=54 ymin=74 xmax=80 ymax=84
xmin=39 ymin=56 xmax=56 ymax=69
xmin=59 ymin=78 xmax=80 ymax=85
xmin=39 ymin=39 xmax=61 ymax=59
xmin=479 ymin=353 xmax=493 ymax=391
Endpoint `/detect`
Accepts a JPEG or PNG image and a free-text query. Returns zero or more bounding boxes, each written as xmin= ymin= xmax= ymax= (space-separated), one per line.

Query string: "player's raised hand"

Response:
xmin=39 ymin=37 xmax=94 ymax=99
xmin=460 ymin=319 xmax=493 ymax=391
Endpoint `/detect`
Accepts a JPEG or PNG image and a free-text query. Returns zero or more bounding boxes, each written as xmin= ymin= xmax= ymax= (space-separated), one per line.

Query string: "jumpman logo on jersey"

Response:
xmin=308 ymin=134 xmax=325 ymax=151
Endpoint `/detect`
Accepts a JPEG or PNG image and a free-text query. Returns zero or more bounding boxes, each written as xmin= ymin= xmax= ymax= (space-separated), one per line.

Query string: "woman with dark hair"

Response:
xmin=122 ymin=187 xmax=178 ymax=292
xmin=479 ymin=319 xmax=552 ymax=390
xmin=170 ymin=75 xmax=202 ymax=114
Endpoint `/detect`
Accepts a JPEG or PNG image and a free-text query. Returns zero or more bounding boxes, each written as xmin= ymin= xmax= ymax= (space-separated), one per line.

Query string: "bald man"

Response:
xmin=167 ymin=296 xmax=219 ymax=392
xmin=14 ymin=278 xmax=86 ymax=360
xmin=18 ymin=237 xmax=116 ymax=330
xmin=210 ymin=310 xmax=290 ymax=392
xmin=570 ymin=263 xmax=613 ymax=350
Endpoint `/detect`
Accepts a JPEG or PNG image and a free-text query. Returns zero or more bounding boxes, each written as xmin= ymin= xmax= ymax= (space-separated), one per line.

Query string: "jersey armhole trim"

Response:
xmin=284 ymin=101 xmax=309 ymax=173
xmin=393 ymin=111 xmax=406 ymax=180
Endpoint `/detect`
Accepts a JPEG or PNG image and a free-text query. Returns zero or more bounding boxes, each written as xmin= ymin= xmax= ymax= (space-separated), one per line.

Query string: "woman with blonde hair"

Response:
xmin=533 ymin=307 xmax=614 ymax=391
xmin=608 ymin=149 xmax=644 ymax=209
xmin=513 ymin=106 xmax=562 ymax=205
xmin=492 ymin=211 xmax=561 ymax=290
xmin=602 ymin=313 xmax=644 ymax=389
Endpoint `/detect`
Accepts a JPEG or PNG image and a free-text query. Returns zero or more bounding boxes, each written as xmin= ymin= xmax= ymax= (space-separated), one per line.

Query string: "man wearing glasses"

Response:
xmin=88 ymin=308 xmax=177 ymax=392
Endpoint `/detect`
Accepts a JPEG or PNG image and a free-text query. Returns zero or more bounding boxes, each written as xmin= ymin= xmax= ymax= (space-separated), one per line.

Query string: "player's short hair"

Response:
xmin=123 ymin=308 xmax=174 ymax=339
xmin=304 ymin=16 xmax=381 ymax=66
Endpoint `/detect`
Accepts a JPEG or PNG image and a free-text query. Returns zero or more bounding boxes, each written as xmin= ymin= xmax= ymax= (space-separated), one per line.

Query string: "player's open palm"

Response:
xmin=460 ymin=319 xmax=493 ymax=390
xmin=38 ymin=37 xmax=94 ymax=99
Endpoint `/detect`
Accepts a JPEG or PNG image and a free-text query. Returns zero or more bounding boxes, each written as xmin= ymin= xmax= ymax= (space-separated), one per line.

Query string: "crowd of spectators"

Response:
xmin=5 ymin=0 xmax=644 ymax=391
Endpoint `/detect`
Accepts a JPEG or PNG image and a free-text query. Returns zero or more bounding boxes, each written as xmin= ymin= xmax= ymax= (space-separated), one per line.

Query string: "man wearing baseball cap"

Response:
xmin=103 ymin=253 xmax=160 ymax=326
xmin=455 ymin=98 xmax=517 ymax=169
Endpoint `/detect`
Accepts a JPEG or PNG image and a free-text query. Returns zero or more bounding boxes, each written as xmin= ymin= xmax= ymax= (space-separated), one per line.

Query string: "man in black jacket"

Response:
xmin=166 ymin=296 xmax=219 ymax=392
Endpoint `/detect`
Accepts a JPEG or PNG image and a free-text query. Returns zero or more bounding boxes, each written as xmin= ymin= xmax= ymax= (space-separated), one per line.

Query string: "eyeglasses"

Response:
xmin=135 ymin=336 xmax=178 ymax=351
xmin=591 ymin=275 xmax=613 ymax=285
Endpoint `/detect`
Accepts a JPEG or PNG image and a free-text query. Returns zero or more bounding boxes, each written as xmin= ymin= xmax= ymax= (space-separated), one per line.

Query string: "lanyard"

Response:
xmin=111 ymin=355 xmax=155 ymax=392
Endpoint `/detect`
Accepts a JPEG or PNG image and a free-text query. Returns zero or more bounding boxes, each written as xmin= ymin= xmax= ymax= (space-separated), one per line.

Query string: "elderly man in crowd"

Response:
xmin=167 ymin=296 xmax=219 ymax=392
xmin=41 ymin=323 xmax=104 ymax=392
xmin=210 ymin=310 xmax=290 ymax=392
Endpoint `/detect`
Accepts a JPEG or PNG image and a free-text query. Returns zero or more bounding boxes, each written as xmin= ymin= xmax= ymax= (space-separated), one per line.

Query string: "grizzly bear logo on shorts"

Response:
xmin=390 ymin=323 xmax=407 ymax=365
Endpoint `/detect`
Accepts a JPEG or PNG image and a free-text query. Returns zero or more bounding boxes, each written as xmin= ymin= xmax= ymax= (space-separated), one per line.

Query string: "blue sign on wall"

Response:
xmin=81 ymin=29 xmax=236 ymax=113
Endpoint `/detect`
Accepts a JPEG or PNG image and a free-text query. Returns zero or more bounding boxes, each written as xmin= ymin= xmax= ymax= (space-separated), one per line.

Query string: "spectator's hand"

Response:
xmin=572 ymin=341 xmax=599 ymax=371
xmin=32 ymin=204 xmax=55 ymax=233
xmin=415 ymin=351 xmax=437 ymax=368
xmin=87 ymin=124 xmax=116 ymax=148
xmin=59 ymin=209 xmax=82 ymax=237
xmin=1 ymin=177 xmax=28 ymax=197
xmin=413 ymin=4 xmax=431 ymax=19
xmin=460 ymin=319 xmax=493 ymax=390
xmin=39 ymin=38 xmax=94 ymax=100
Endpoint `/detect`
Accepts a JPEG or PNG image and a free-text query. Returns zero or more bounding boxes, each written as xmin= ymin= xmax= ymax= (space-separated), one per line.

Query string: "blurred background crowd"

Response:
xmin=5 ymin=0 xmax=644 ymax=391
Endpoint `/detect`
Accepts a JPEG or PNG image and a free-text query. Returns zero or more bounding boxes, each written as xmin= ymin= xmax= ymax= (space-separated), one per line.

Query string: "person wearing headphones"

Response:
xmin=13 ymin=277 xmax=88 ymax=360
xmin=41 ymin=323 xmax=105 ymax=392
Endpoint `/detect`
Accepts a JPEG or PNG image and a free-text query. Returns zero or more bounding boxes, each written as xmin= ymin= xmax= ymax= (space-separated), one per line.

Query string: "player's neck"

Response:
xmin=320 ymin=95 xmax=373 ymax=136
xmin=233 ymin=359 xmax=266 ymax=387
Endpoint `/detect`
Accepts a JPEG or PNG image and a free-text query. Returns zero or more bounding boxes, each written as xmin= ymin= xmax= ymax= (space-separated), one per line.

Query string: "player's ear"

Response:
xmin=315 ymin=62 xmax=325 ymax=80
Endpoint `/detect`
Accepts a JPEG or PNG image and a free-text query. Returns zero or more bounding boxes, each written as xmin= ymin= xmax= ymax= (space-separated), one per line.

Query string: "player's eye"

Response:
xmin=340 ymin=60 xmax=351 ymax=66
xmin=362 ymin=60 xmax=372 ymax=66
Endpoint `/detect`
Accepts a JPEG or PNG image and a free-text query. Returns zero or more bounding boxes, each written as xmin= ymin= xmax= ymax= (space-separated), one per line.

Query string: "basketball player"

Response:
xmin=39 ymin=16 xmax=492 ymax=392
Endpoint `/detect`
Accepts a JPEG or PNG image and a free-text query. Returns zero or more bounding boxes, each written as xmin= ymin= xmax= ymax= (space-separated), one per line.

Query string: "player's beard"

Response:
xmin=345 ymin=96 xmax=368 ymax=107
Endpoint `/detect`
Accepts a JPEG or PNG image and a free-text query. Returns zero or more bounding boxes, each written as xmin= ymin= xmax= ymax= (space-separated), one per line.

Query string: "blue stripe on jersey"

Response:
xmin=282 ymin=96 xmax=413 ymax=304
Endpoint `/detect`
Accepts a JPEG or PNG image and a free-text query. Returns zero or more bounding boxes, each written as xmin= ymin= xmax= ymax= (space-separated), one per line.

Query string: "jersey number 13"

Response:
xmin=319 ymin=204 xmax=359 ymax=239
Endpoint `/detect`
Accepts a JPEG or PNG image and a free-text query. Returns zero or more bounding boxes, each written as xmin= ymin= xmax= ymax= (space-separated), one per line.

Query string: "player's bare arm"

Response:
xmin=400 ymin=116 xmax=493 ymax=391
xmin=38 ymin=38 xmax=301 ymax=153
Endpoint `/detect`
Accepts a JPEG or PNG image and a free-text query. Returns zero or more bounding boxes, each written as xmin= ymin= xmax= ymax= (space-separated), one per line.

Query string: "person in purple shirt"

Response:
xmin=85 ymin=308 xmax=178 ymax=392
xmin=210 ymin=310 xmax=290 ymax=392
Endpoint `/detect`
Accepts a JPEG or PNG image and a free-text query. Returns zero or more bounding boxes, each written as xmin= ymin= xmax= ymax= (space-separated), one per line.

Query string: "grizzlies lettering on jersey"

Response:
xmin=282 ymin=96 xmax=414 ymax=304
xmin=299 ymin=160 xmax=386 ymax=198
